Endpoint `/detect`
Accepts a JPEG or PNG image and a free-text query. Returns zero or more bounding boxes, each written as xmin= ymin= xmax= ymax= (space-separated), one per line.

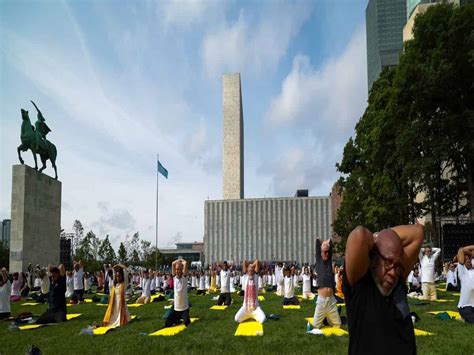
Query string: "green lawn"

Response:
xmin=2 ymin=285 xmax=471 ymax=355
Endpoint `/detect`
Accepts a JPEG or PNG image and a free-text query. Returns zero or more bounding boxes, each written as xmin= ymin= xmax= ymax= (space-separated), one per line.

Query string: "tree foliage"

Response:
xmin=118 ymin=242 xmax=128 ymax=264
xmin=334 ymin=3 xmax=474 ymax=249
xmin=98 ymin=235 xmax=116 ymax=264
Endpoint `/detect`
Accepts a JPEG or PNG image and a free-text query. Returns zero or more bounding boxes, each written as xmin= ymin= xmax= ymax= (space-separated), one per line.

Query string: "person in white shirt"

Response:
xmin=271 ymin=271 xmax=277 ymax=291
xmin=0 ymin=268 xmax=11 ymax=319
xmin=217 ymin=261 xmax=232 ymax=306
xmin=301 ymin=267 xmax=314 ymax=299
xmin=197 ymin=271 xmax=206 ymax=295
xmin=84 ymin=272 xmax=92 ymax=294
xmin=230 ymin=272 xmax=236 ymax=293
xmin=419 ymin=246 xmax=441 ymax=300
xmin=164 ymin=259 xmax=190 ymax=327
xmin=65 ymin=271 xmax=74 ymax=298
xmin=71 ymin=260 xmax=84 ymax=304
xmin=456 ymin=245 xmax=474 ymax=323
xmin=446 ymin=262 xmax=460 ymax=291
xmin=275 ymin=262 xmax=284 ymax=296
xmin=282 ymin=267 xmax=299 ymax=305
xmin=150 ymin=271 xmax=156 ymax=295
xmin=407 ymin=268 xmax=422 ymax=294
xmin=136 ymin=270 xmax=151 ymax=304
xmin=234 ymin=260 xmax=266 ymax=324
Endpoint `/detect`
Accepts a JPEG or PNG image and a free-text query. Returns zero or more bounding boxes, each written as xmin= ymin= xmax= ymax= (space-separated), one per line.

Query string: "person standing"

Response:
xmin=456 ymin=245 xmax=474 ymax=323
xmin=343 ymin=224 xmax=424 ymax=355
xmin=419 ymin=245 xmax=441 ymax=300
xmin=312 ymin=238 xmax=341 ymax=330
xmin=36 ymin=264 xmax=67 ymax=324
xmin=165 ymin=259 xmax=191 ymax=327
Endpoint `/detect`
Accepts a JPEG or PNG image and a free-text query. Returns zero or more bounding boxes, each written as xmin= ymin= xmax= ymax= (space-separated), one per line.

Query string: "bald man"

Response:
xmin=343 ymin=224 xmax=424 ymax=355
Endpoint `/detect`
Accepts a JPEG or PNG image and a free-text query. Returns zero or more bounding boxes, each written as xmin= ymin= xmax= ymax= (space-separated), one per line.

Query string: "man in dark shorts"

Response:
xmin=343 ymin=224 xmax=424 ymax=355
xmin=36 ymin=264 xmax=67 ymax=324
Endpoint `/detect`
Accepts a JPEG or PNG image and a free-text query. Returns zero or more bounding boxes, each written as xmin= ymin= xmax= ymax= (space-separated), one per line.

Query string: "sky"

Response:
xmin=0 ymin=0 xmax=368 ymax=250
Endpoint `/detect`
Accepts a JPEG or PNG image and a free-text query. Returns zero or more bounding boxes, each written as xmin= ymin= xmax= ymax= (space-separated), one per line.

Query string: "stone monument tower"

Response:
xmin=222 ymin=73 xmax=244 ymax=200
xmin=9 ymin=165 xmax=61 ymax=272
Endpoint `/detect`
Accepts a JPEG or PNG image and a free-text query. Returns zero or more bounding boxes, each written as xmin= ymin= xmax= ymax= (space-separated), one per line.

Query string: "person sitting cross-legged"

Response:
xmin=234 ymin=260 xmax=266 ymax=324
xmin=36 ymin=264 xmax=67 ymax=324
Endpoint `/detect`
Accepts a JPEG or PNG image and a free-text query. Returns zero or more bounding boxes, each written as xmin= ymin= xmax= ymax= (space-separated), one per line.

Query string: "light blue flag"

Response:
xmin=158 ymin=160 xmax=168 ymax=179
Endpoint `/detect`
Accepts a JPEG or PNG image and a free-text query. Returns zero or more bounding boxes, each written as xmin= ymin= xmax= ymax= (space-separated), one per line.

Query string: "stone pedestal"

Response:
xmin=9 ymin=165 xmax=61 ymax=272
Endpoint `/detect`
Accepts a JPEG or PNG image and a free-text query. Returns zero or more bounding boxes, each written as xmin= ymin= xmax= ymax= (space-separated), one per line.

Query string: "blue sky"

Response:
xmin=0 ymin=0 xmax=368 ymax=249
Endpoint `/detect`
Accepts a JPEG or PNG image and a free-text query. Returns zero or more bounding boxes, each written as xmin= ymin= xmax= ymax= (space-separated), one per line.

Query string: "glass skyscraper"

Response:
xmin=366 ymin=0 xmax=407 ymax=91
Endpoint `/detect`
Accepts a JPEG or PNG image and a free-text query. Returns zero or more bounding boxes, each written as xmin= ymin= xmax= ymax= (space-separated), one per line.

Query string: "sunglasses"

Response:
xmin=374 ymin=249 xmax=405 ymax=275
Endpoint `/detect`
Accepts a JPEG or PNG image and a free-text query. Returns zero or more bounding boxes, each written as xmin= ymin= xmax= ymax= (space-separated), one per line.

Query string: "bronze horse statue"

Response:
xmin=17 ymin=107 xmax=58 ymax=179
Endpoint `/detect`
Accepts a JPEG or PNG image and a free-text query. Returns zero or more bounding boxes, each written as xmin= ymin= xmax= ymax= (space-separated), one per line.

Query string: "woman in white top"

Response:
xmin=102 ymin=264 xmax=131 ymax=328
xmin=234 ymin=260 xmax=266 ymax=324
xmin=0 ymin=268 xmax=11 ymax=319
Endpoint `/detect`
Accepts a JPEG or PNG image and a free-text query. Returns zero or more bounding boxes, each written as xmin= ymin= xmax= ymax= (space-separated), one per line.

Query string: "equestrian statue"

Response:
xmin=17 ymin=101 xmax=58 ymax=179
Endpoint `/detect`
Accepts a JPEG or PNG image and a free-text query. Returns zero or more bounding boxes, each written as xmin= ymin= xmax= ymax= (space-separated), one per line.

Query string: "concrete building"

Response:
xmin=223 ymin=73 xmax=244 ymax=200
xmin=1 ymin=219 xmax=11 ymax=248
xmin=366 ymin=0 xmax=407 ymax=91
xmin=204 ymin=194 xmax=331 ymax=264
xmin=403 ymin=0 xmax=466 ymax=42
xmin=159 ymin=242 xmax=204 ymax=263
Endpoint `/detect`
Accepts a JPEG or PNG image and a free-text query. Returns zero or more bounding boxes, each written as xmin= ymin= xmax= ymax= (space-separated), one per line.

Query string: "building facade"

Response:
xmin=159 ymin=242 xmax=204 ymax=263
xmin=204 ymin=195 xmax=331 ymax=264
xmin=366 ymin=0 xmax=407 ymax=91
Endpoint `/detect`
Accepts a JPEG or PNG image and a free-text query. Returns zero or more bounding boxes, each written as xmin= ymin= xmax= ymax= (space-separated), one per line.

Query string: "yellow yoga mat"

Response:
xmin=21 ymin=303 xmax=40 ymax=306
xmin=258 ymin=296 xmax=265 ymax=301
xmin=67 ymin=313 xmax=82 ymax=320
xmin=18 ymin=314 xmax=82 ymax=330
xmin=431 ymin=299 xmax=453 ymax=303
xmin=84 ymin=299 xmax=93 ymax=303
xmin=428 ymin=311 xmax=462 ymax=320
xmin=234 ymin=320 xmax=263 ymax=336
xmin=150 ymin=294 xmax=164 ymax=301
xmin=298 ymin=295 xmax=315 ymax=301
xmin=210 ymin=305 xmax=228 ymax=310
xmin=452 ymin=293 xmax=461 ymax=297
xmin=283 ymin=305 xmax=301 ymax=310
xmin=128 ymin=304 xmax=144 ymax=308
xmin=304 ymin=318 xmax=348 ymax=336
xmin=148 ymin=318 xmax=199 ymax=336
xmin=164 ymin=305 xmax=172 ymax=309
xmin=414 ymin=328 xmax=434 ymax=336
xmin=97 ymin=304 xmax=108 ymax=307
xmin=92 ymin=315 xmax=138 ymax=335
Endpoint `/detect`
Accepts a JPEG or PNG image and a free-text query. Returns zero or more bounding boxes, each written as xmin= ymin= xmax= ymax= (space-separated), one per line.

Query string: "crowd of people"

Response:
xmin=0 ymin=223 xmax=472 ymax=354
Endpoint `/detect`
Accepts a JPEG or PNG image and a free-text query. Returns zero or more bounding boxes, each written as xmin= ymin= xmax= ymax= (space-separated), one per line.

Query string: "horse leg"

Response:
xmin=17 ymin=145 xmax=24 ymax=164
xmin=39 ymin=155 xmax=47 ymax=173
xmin=31 ymin=148 xmax=38 ymax=170
xmin=52 ymin=161 xmax=58 ymax=180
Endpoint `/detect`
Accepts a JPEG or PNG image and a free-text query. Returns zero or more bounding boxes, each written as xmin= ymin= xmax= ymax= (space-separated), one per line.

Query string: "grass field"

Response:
xmin=2 ymin=284 xmax=472 ymax=355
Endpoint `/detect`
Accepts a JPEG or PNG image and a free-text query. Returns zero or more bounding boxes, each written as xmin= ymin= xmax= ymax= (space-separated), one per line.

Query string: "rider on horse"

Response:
xmin=31 ymin=100 xmax=51 ymax=151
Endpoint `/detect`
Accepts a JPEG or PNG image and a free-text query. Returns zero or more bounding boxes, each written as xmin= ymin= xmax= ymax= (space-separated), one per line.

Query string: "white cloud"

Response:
xmin=202 ymin=2 xmax=312 ymax=78
xmin=261 ymin=26 xmax=368 ymax=196
xmin=157 ymin=0 xmax=227 ymax=31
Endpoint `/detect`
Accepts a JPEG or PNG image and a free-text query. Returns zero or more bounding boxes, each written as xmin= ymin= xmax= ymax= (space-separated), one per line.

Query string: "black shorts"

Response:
xmin=72 ymin=289 xmax=84 ymax=302
xmin=165 ymin=308 xmax=190 ymax=327
xmin=459 ymin=306 xmax=474 ymax=324
xmin=217 ymin=292 xmax=232 ymax=306
xmin=282 ymin=296 xmax=300 ymax=305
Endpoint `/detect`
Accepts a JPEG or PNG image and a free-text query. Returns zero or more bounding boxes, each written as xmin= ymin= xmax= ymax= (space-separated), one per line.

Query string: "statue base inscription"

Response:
xmin=9 ymin=165 xmax=61 ymax=272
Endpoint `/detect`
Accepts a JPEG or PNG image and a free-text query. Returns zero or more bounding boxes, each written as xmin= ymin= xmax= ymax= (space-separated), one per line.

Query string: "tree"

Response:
xmin=98 ymin=235 xmax=116 ymax=264
xmin=140 ymin=239 xmax=152 ymax=261
xmin=334 ymin=3 xmax=474 ymax=249
xmin=118 ymin=242 xmax=127 ymax=263
xmin=126 ymin=232 xmax=140 ymax=264
xmin=72 ymin=220 xmax=84 ymax=256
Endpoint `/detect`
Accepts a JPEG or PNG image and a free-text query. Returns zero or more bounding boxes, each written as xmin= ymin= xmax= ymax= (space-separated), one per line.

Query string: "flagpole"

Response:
xmin=155 ymin=154 xmax=159 ymax=271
